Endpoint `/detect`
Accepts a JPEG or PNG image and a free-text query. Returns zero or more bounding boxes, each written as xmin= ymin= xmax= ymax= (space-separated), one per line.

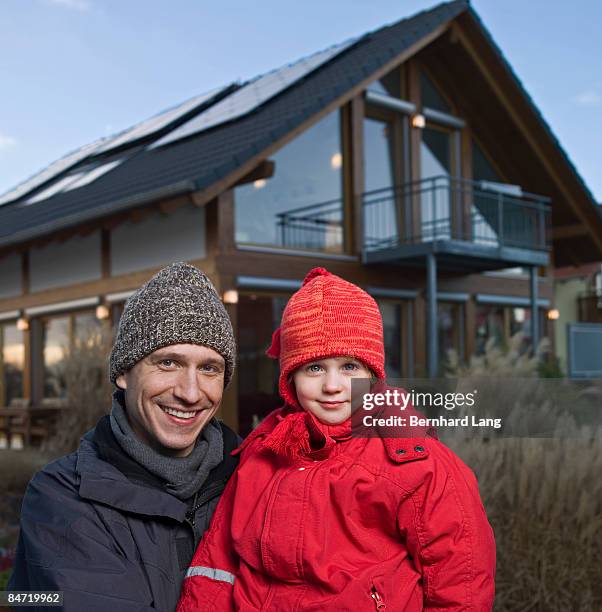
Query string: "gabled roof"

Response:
xmin=0 ymin=0 xmax=467 ymax=249
xmin=0 ymin=0 xmax=600 ymax=266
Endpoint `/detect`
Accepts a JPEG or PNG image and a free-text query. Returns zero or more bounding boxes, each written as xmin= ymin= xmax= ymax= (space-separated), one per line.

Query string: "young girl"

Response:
xmin=178 ymin=267 xmax=496 ymax=610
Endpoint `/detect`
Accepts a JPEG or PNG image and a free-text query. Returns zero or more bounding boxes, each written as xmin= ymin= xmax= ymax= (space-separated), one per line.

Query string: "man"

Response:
xmin=9 ymin=262 xmax=240 ymax=611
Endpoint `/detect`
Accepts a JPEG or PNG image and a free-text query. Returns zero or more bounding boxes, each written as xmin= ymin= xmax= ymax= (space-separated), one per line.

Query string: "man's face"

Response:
xmin=116 ymin=344 xmax=225 ymax=457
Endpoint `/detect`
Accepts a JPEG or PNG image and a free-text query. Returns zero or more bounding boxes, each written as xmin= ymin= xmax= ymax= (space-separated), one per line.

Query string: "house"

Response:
xmin=1 ymin=0 xmax=602 ymax=441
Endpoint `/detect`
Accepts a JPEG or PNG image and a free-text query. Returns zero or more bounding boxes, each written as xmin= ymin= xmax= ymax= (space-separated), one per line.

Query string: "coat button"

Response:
xmin=395 ymin=449 xmax=406 ymax=454
xmin=414 ymin=445 xmax=425 ymax=452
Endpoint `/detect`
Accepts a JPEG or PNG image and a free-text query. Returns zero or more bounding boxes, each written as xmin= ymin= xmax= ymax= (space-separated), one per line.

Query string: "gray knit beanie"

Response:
xmin=109 ymin=262 xmax=236 ymax=386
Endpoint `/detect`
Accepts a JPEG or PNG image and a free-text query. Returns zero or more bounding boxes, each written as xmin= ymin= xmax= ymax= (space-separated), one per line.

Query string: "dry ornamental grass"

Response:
xmin=444 ymin=334 xmax=602 ymax=610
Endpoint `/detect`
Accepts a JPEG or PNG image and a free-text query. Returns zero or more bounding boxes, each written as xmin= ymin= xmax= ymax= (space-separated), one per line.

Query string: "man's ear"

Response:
xmin=116 ymin=373 xmax=127 ymax=390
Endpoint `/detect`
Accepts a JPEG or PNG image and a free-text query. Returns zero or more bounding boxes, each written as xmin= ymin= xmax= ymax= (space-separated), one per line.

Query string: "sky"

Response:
xmin=1 ymin=0 xmax=601 ymax=201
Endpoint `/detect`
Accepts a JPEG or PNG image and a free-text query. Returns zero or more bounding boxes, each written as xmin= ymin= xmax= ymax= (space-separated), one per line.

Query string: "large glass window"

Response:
xmin=1 ymin=323 xmax=24 ymax=406
xmin=475 ymin=305 xmax=505 ymax=355
xmin=43 ymin=317 xmax=69 ymax=399
xmin=235 ymin=111 xmax=343 ymax=252
xmin=472 ymin=140 xmax=504 ymax=246
xmin=420 ymin=71 xmax=451 ymax=113
xmin=476 ymin=305 xmax=546 ymax=355
xmin=367 ymin=69 xmax=401 ymax=98
xmin=42 ymin=312 xmax=103 ymax=399
xmin=472 ymin=141 xmax=501 ymax=183
xmin=421 ymin=126 xmax=452 ymax=240
xmin=363 ymin=117 xmax=398 ymax=247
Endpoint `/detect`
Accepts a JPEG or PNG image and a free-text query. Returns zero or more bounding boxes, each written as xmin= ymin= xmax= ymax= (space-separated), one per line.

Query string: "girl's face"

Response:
xmin=292 ymin=356 xmax=371 ymax=425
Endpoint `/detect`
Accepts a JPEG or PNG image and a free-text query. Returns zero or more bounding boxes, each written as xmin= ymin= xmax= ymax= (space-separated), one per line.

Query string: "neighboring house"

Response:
xmin=554 ymin=260 xmax=602 ymax=376
xmin=1 ymin=0 xmax=602 ymax=441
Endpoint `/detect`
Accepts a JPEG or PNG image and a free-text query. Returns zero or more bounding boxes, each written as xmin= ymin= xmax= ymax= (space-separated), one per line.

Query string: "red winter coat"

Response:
xmin=178 ymin=407 xmax=496 ymax=611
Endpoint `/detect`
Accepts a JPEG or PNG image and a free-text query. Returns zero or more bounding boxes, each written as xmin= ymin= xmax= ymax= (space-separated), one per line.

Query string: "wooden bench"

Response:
xmin=0 ymin=401 xmax=67 ymax=448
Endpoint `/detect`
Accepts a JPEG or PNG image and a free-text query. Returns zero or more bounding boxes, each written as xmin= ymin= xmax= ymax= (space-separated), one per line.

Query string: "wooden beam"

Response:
xmin=217 ymin=190 xmax=235 ymax=254
xmin=22 ymin=325 xmax=31 ymax=402
xmin=460 ymin=126 xmax=473 ymax=240
xmin=413 ymin=294 xmax=426 ymax=377
xmin=350 ymin=95 xmax=365 ymax=255
xmin=101 ymin=229 xmax=111 ymax=278
xmin=21 ymin=251 xmax=30 ymax=296
xmin=551 ymin=224 xmax=589 ymax=240
xmin=158 ymin=195 xmax=190 ymax=215
xmin=341 ymin=103 xmax=352 ymax=254
xmin=217 ymin=274 xmax=239 ymax=432
xmin=232 ymin=161 xmax=275 ymax=188
xmin=464 ymin=296 xmax=476 ymax=360
xmin=407 ymin=59 xmax=422 ymax=239
xmin=0 ymin=256 xmax=217 ymax=313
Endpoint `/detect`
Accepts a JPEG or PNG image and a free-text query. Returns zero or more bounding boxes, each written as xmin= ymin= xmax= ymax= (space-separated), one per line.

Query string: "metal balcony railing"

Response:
xmin=363 ymin=176 xmax=551 ymax=253
xmin=272 ymin=176 xmax=551 ymax=256
xmin=275 ymin=197 xmax=344 ymax=251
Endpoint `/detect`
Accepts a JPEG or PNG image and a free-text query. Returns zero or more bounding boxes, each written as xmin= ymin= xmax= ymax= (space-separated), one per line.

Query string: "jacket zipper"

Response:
xmin=185 ymin=479 xmax=227 ymax=527
xmin=370 ymin=585 xmax=386 ymax=610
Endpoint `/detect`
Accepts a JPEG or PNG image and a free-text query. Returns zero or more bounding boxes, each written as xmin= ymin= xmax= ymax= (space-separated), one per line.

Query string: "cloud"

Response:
xmin=574 ymin=91 xmax=602 ymax=107
xmin=0 ymin=134 xmax=17 ymax=150
xmin=44 ymin=0 xmax=91 ymax=11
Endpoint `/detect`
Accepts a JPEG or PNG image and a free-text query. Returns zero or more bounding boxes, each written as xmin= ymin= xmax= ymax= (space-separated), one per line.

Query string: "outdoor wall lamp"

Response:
xmin=412 ymin=114 xmax=426 ymax=128
xmin=223 ymin=290 xmax=239 ymax=305
xmin=16 ymin=316 xmax=29 ymax=331
xmin=96 ymin=304 xmax=111 ymax=320
xmin=547 ymin=309 xmax=560 ymax=320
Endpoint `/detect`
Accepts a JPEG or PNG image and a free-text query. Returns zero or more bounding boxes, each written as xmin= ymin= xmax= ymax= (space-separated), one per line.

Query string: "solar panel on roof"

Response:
xmin=24 ymin=158 xmax=125 ymax=205
xmin=93 ymin=85 xmax=228 ymax=154
xmin=0 ymin=87 xmax=228 ymax=207
xmin=0 ymin=138 xmax=109 ymax=206
xmin=151 ymin=37 xmax=357 ymax=149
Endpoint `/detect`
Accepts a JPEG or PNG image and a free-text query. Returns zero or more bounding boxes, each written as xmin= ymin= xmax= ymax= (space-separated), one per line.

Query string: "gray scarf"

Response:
xmin=109 ymin=392 xmax=224 ymax=500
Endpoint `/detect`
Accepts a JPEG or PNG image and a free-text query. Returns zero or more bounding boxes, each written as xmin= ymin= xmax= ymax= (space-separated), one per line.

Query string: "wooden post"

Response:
xmin=461 ymin=127 xmax=473 ymax=241
xmin=407 ymin=60 xmax=422 ymax=241
xmin=465 ymin=296 xmax=476 ymax=361
xmin=349 ymin=96 xmax=365 ymax=254
xmin=413 ymin=294 xmax=426 ymax=378
xmin=219 ymin=299 xmax=239 ymax=433
xmin=101 ymin=228 xmax=111 ymax=278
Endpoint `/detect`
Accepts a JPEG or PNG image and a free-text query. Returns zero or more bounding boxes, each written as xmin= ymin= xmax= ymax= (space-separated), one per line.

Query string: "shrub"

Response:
xmin=0 ymin=449 xmax=51 ymax=494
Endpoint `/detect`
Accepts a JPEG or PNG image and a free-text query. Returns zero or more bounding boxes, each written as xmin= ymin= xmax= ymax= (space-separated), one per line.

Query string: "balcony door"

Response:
xmin=363 ymin=107 xmax=408 ymax=249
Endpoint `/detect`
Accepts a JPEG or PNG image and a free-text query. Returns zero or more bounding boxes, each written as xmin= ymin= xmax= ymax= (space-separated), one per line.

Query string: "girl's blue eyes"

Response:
xmin=305 ymin=362 xmax=360 ymax=373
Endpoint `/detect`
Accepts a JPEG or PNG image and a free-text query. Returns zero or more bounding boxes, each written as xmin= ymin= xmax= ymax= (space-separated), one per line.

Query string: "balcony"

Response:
xmin=274 ymin=177 xmax=551 ymax=271
xmin=363 ymin=176 xmax=552 ymax=271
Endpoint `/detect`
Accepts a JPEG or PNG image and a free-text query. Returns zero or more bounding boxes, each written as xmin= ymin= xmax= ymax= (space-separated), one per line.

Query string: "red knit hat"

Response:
xmin=266 ymin=267 xmax=386 ymax=408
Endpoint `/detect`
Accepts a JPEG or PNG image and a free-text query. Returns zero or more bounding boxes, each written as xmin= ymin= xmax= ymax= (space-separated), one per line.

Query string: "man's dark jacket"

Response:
xmin=9 ymin=416 xmax=240 ymax=611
